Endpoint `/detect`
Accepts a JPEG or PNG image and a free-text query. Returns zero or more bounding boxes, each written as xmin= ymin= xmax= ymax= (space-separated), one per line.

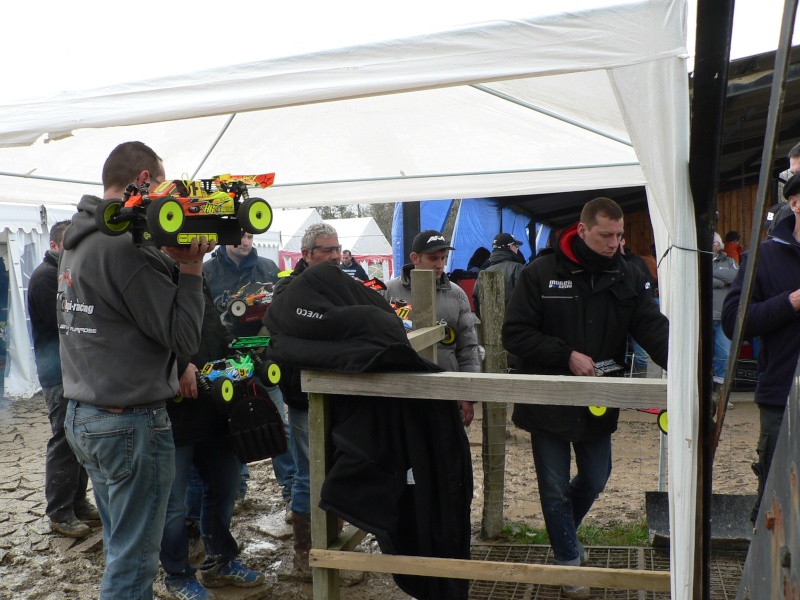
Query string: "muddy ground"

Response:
xmin=0 ymin=392 xmax=758 ymax=599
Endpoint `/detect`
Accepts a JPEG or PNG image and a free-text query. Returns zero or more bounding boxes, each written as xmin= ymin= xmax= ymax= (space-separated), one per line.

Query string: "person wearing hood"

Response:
xmin=722 ymin=171 xmax=800 ymax=524
xmin=502 ymin=197 xmax=668 ymax=600
xmin=472 ymin=232 xmax=526 ymax=318
xmin=28 ymin=219 xmax=99 ymax=539
xmin=58 ymin=141 xmax=213 ymax=600
xmin=385 ymin=230 xmax=480 ymax=427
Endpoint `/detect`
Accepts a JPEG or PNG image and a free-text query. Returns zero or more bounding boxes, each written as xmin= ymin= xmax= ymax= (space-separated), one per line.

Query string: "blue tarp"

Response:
xmin=447 ymin=199 xmax=531 ymax=271
xmin=391 ymin=200 xmax=454 ymax=276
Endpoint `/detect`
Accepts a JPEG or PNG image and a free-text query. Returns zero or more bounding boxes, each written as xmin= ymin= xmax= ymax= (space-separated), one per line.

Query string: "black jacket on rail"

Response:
xmin=265 ymin=262 xmax=473 ymax=600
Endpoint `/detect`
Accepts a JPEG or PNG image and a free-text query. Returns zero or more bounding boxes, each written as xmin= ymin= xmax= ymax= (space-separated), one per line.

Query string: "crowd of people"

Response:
xmin=25 ymin=137 xmax=795 ymax=600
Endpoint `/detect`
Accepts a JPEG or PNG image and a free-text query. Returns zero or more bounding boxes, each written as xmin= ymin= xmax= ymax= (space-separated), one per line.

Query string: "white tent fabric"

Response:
xmin=0 ymin=1 xmax=699 ymax=595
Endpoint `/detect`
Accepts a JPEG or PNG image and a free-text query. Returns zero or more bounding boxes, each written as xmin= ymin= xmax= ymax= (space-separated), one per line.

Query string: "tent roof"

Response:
xmin=0 ymin=1 xmax=683 ymax=208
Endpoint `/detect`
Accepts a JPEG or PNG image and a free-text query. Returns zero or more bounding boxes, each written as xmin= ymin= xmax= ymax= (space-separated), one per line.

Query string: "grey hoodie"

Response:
xmin=57 ymin=194 xmax=204 ymax=406
xmin=385 ymin=264 xmax=480 ymax=373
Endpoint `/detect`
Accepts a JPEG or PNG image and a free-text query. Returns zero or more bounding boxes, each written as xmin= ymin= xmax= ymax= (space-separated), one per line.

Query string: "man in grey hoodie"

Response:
xmin=58 ymin=141 xmax=213 ymax=600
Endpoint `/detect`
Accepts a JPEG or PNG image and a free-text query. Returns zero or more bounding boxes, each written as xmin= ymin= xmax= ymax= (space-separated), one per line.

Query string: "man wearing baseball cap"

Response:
xmin=385 ymin=230 xmax=480 ymax=427
xmin=472 ymin=232 xmax=526 ymax=318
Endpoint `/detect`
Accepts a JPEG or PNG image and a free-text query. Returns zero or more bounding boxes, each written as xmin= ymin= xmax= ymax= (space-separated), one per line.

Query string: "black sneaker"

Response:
xmin=50 ymin=515 xmax=91 ymax=538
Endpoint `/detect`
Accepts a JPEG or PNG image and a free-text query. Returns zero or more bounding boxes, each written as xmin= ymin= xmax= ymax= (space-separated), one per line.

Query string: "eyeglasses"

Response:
xmin=311 ymin=244 xmax=342 ymax=254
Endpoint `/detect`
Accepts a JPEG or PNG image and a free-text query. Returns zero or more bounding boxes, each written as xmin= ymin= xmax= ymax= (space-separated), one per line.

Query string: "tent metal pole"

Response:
xmin=191 ymin=114 xmax=237 ymax=180
xmin=689 ymin=0 xmax=736 ymax=598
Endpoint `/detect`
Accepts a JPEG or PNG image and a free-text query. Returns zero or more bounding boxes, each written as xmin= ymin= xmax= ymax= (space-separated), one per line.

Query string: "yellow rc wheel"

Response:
xmin=588 ymin=406 xmax=607 ymax=417
xmin=238 ymin=197 xmax=273 ymax=234
xmin=440 ymin=325 xmax=457 ymax=346
xmin=213 ymin=377 xmax=235 ymax=403
xmin=657 ymin=409 xmax=668 ymax=435
xmin=95 ymin=198 xmax=131 ymax=235
xmin=264 ymin=361 xmax=281 ymax=385
xmin=147 ymin=197 xmax=185 ymax=237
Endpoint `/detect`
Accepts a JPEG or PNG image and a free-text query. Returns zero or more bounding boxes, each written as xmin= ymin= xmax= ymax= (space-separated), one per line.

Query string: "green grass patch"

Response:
xmin=502 ymin=519 xmax=649 ymax=547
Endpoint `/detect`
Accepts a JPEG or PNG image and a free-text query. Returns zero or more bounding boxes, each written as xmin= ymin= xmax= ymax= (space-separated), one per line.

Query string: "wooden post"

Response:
xmin=309 ymin=392 xmax=339 ymax=600
xmin=410 ymin=269 xmax=437 ymax=364
xmin=477 ymin=269 xmax=507 ymax=539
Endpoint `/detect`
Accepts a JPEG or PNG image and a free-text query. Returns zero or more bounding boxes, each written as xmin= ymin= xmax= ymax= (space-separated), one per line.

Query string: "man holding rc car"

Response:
xmin=58 ymin=141 xmax=213 ymax=600
xmin=502 ymin=197 xmax=668 ymax=600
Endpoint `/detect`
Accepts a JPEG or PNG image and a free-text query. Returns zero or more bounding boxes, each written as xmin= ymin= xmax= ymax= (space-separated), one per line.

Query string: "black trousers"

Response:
xmin=751 ymin=403 xmax=785 ymax=524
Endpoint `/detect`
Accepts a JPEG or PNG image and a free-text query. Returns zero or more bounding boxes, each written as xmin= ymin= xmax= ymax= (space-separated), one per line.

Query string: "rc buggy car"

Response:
xmin=95 ymin=173 xmax=275 ymax=246
xmin=215 ymin=282 xmax=274 ymax=325
xmin=195 ymin=336 xmax=281 ymax=404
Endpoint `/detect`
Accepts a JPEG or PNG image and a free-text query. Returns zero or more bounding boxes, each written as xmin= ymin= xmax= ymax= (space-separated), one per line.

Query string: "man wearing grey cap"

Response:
xmin=723 ymin=170 xmax=800 ymax=524
xmin=385 ymin=230 xmax=480 ymax=427
xmin=472 ymin=232 xmax=526 ymax=318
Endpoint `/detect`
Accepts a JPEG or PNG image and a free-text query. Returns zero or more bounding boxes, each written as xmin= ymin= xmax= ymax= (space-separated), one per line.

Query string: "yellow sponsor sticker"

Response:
xmin=177 ymin=233 xmax=219 ymax=244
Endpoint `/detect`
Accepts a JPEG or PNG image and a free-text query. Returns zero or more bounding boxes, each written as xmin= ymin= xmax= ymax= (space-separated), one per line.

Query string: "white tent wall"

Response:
xmin=609 ymin=53 xmax=698 ymax=597
xmin=250 ymin=230 xmax=281 ymax=264
xmin=1 ymin=204 xmax=50 ymax=398
xmin=0 ymin=1 xmax=701 ymax=596
xmin=323 ymin=217 xmax=393 ymax=280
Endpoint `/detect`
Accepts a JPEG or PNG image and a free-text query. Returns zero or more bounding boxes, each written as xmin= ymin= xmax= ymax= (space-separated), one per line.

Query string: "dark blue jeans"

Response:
xmin=161 ymin=440 xmax=241 ymax=579
xmin=530 ymin=432 xmax=612 ymax=564
xmin=66 ymin=401 xmax=175 ymax=600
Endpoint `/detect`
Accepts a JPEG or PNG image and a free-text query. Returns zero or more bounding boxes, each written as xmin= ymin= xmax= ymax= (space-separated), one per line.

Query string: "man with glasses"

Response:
xmin=261 ymin=222 xmax=341 ymax=577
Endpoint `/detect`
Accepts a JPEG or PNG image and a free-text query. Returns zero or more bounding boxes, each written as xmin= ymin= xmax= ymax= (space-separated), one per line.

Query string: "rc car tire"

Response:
xmin=230 ymin=299 xmax=247 ymax=317
xmin=657 ymin=409 xmax=668 ymax=435
xmin=95 ymin=199 xmax=131 ymax=236
xmin=259 ymin=360 xmax=281 ymax=385
xmin=147 ymin=196 xmax=185 ymax=237
xmin=238 ymin=197 xmax=273 ymax=234
xmin=213 ymin=377 xmax=235 ymax=404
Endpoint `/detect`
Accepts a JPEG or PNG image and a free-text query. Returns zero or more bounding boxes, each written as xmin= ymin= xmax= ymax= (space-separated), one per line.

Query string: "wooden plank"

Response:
xmin=302 ymin=371 xmax=667 ymax=410
xmin=308 ymin=392 xmax=340 ymax=600
xmin=309 ymin=550 xmax=671 ymax=592
xmin=477 ymin=269 xmax=507 ymax=539
xmin=406 ymin=324 xmax=445 ymax=353
xmin=410 ymin=269 xmax=436 ymax=363
xmin=328 ymin=526 xmax=368 ymax=553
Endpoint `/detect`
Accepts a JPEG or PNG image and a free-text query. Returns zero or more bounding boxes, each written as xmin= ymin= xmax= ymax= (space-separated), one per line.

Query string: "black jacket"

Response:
xmin=472 ymin=247 xmax=525 ymax=317
xmin=503 ymin=224 xmax=669 ymax=441
xmin=265 ymin=262 xmax=472 ymax=600
xmin=722 ymin=213 xmax=800 ymax=408
xmin=28 ymin=251 xmax=62 ymax=387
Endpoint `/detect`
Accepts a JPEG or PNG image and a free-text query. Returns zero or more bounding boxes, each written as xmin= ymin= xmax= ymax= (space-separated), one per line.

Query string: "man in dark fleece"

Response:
xmin=58 ymin=141 xmax=213 ymax=600
xmin=28 ymin=219 xmax=98 ymax=539
xmin=502 ymin=197 xmax=668 ymax=600
xmin=722 ymin=171 xmax=800 ymax=524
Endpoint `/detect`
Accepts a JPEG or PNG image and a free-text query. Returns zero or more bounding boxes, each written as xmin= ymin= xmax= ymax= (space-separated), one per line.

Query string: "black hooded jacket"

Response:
xmin=503 ymin=224 xmax=669 ymax=441
xmin=265 ymin=262 xmax=473 ymax=600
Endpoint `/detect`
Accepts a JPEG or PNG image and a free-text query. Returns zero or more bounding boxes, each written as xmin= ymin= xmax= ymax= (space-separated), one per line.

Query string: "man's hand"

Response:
xmin=790 ymin=288 xmax=800 ymax=311
xmin=458 ymin=400 xmax=475 ymax=428
xmin=179 ymin=363 xmax=199 ymax=399
xmin=569 ymin=351 xmax=597 ymax=377
xmin=163 ymin=237 xmax=216 ymax=275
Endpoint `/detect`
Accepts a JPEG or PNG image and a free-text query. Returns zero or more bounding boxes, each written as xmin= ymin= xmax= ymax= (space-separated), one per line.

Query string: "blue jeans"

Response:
xmin=65 ymin=400 xmax=175 ymax=600
xmin=530 ymin=432 xmax=612 ymax=564
xmin=288 ymin=404 xmax=310 ymax=515
xmin=43 ymin=384 xmax=89 ymax=519
xmin=161 ymin=441 xmax=241 ymax=579
xmin=712 ymin=320 xmax=732 ymax=384
xmin=629 ymin=337 xmax=649 ymax=369
xmin=267 ymin=385 xmax=296 ymax=502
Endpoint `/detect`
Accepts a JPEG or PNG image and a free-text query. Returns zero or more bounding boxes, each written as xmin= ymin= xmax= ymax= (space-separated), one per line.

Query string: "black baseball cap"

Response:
xmin=411 ymin=230 xmax=455 ymax=253
xmin=784 ymin=171 xmax=800 ymax=199
xmin=492 ymin=232 xmax=524 ymax=249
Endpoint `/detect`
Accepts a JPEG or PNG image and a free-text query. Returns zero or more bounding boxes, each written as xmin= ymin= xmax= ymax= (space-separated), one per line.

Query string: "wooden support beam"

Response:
xmin=406 ymin=324 xmax=445 ymax=353
xmin=410 ymin=269 xmax=436 ymax=363
xmin=477 ymin=269 xmax=507 ymax=539
xmin=309 ymin=550 xmax=671 ymax=593
xmin=302 ymin=371 xmax=667 ymax=410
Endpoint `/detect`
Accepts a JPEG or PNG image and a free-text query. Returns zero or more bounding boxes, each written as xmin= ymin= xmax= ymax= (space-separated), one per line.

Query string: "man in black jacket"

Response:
xmin=502 ymin=197 xmax=668 ymax=600
xmin=28 ymin=220 xmax=98 ymax=538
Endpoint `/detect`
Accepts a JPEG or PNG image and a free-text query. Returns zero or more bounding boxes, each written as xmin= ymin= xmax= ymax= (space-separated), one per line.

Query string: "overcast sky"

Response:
xmin=1 ymin=1 xmax=797 ymax=103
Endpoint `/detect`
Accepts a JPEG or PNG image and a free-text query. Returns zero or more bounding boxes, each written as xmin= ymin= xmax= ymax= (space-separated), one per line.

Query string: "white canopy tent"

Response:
xmin=0 ymin=1 xmax=699 ymax=596
xmin=323 ymin=217 xmax=393 ymax=279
